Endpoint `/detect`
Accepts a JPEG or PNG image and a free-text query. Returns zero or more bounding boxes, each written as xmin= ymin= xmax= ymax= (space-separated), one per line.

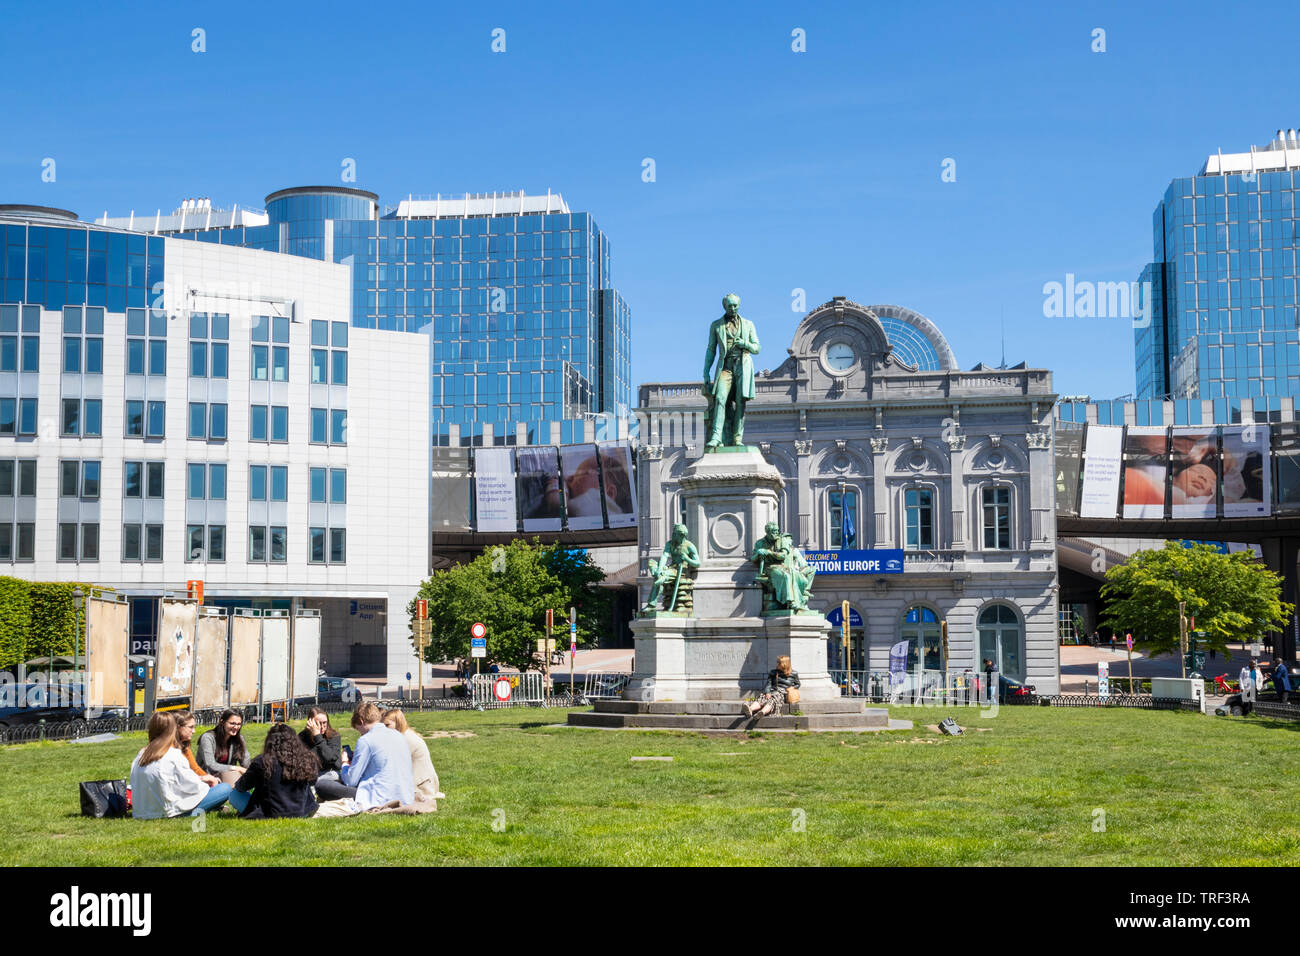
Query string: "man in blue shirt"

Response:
xmin=1273 ymin=657 xmax=1292 ymax=706
xmin=313 ymin=701 xmax=414 ymax=817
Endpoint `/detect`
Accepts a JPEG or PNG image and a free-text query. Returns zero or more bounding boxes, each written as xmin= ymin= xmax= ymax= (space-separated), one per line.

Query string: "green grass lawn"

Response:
xmin=2 ymin=704 xmax=1297 ymax=866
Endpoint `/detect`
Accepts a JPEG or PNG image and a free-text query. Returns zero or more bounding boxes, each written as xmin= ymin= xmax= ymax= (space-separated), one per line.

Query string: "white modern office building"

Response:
xmin=0 ymin=205 xmax=431 ymax=688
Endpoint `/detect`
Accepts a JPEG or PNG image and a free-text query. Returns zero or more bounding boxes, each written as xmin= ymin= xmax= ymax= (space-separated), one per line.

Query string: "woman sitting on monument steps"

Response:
xmin=744 ymin=655 xmax=801 ymax=718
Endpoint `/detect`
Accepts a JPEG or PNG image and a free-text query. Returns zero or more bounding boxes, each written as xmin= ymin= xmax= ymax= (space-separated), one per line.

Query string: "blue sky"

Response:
xmin=3 ymin=0 xmax=1298 ymax=400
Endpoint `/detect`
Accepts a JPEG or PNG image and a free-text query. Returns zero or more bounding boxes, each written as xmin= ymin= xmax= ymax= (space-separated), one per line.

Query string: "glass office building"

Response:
xmin=1135 ymin=130 xmax=1300 ymax=418
xmin=102 ymin=187 xmax=632 ymax=447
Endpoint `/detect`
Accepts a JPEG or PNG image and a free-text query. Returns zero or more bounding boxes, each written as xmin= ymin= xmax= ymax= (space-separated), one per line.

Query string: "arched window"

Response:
xmin=901 ymin=605 xmax=943 ymax=673
xmin=978 ymin=604 xmax=1023 ymax=683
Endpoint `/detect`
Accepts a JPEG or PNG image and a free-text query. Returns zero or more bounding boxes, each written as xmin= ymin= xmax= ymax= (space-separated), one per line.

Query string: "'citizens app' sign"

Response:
xmin=804 ymin=550 xmax=904 ymax=575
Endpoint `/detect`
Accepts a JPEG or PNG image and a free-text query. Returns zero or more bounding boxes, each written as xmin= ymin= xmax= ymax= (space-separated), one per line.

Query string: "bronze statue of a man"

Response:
xmin=702 ymin=293 xmax=760 ymax=448
xmin=643 ymin=523 xmax=702 ymax=614
xmin=751 ymin=520 xmax=816 ymax=613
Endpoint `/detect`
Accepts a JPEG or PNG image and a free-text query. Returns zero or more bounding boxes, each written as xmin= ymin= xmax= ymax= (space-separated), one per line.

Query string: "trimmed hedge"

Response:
xmin=0 ymin=578 xmax=98 ymax=671
xmin=0 ymin=577 xmax=31 ymax=671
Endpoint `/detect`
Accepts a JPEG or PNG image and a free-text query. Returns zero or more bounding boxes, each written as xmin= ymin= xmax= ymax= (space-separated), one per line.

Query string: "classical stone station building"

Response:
xmin=634 ymin=297 xmax=1061 ymax=694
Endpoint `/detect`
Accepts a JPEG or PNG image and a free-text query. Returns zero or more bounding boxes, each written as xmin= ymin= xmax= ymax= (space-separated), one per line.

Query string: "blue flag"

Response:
xmin=841 ymin=500 xmax=856 ymax=548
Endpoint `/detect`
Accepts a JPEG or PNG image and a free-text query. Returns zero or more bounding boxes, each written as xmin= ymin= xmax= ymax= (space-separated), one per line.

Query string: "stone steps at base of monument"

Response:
xmin=567 ymin=709 xmax=891 ymax=731
xmin=595 ymin=699 xmax=866 ymax=716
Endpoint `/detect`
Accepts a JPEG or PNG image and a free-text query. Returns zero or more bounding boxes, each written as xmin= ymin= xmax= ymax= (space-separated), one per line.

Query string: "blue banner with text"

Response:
xmin=804 ymin=549 xmax=905 ymax=575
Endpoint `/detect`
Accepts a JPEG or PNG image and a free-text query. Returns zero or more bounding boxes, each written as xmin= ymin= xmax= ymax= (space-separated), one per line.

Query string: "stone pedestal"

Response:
xmin=673 ymin=446 xmax=783 ymax=620
xmin=624 ymin=612 xmax=841 ymax=701
xmin=624 ymin=445 xmax=838 ymax=703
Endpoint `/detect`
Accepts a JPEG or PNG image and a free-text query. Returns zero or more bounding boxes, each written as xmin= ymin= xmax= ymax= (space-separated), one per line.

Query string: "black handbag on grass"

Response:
xmin=79 ymin=779 xmax=129 ymax=818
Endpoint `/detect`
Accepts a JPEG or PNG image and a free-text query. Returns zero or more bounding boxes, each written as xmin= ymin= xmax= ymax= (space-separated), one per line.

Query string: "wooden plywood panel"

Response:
xmin=229 ymin=616 xmax=261 ymax=706
xmin=86 ymin=598 xmax=128 ymax=710
xmin=260 ymin=617 xmax=290 ymax=702
xmin=156 ymin=599 xmax=198 ymax=700
xmin=291 ymin=616 xmax=321 ymax=700
xmin=192 ymin=613 xmax=229 ymax=711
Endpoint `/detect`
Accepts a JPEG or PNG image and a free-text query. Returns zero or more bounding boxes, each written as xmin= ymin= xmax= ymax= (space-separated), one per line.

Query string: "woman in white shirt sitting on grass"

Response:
xmin=382 ymin=708 xmax=444 ymax=806
xmin=129 ymin=712 xmax=246 ymax=818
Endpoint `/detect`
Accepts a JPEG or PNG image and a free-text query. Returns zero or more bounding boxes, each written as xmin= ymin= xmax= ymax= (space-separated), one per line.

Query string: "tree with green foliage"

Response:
xmin=408 ymin=540 xmax=610 ymax=672
xmin=1100 ymin=542 xmax=1292 ymax=656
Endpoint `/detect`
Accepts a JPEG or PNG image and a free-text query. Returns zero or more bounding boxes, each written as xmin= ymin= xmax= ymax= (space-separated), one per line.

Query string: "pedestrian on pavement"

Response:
xmin=1239 ymin=659 xmax=1262 ymax=715
xmin=1272 ymin=657 xmax=1292 ymax=706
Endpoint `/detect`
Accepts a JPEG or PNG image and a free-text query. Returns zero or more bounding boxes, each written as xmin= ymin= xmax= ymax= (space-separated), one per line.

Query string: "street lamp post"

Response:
xmin=72 ymin=588 xmax=84 ymax=684
xmin=1178 ymin=600 xmax=1187 ymax=679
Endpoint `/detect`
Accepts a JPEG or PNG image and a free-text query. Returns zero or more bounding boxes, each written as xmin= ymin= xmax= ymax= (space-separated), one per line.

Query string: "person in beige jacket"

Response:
xmin=382 ymin=709 xmax=443 ymax=806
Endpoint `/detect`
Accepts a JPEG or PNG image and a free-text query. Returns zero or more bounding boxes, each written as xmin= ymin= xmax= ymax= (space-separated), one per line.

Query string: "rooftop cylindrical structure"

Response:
xmin=264 ymin=186 xmax=378 ymax=225
xmin=0 ymin=204 xmax=78 ymax=222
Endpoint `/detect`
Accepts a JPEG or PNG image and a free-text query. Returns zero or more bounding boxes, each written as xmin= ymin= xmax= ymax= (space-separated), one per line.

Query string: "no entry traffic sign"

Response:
xmin=493 ymin=677 xmax=512 ymax=701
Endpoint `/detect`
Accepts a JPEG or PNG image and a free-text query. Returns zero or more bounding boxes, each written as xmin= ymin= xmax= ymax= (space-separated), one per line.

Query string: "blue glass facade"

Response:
xmin=171 ymin=187 xmax=631 ymax=446
xmin=1 ymin=221 xmax=164 ymax=313
xmin=1135 ymin=164 xmax=1300 ymax=415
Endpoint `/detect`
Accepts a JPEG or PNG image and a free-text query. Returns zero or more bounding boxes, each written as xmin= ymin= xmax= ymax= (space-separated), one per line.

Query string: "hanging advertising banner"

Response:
xmin=1079 ymin=425 xmax=1124 ymax=518
xmin=596 ymin=442 xmax=637 ymax=528
xmin=1122 ymin=426 xmax=1168 ymax=519
xmin=1221 ymin=424 xmax=1270 ymax=517
xmin=1055 ymin=425 xmax=1085 ymax=516
xmin=431 ymin=447 xmax=473 ymax=532
xmin=517 ymin=446 xmax=563 ymax=532
xmin=559 ymin=444 xmax=606 ymax=531
xmin=1169 ymin=427 xmax=1219 ymax=518
xmin=474 ymin=448 xmax=517 ymax=532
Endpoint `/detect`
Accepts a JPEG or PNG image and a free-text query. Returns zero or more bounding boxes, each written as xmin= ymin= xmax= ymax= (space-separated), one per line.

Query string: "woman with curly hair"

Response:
xmin=234 ymin=722 xmax=321 ymax=819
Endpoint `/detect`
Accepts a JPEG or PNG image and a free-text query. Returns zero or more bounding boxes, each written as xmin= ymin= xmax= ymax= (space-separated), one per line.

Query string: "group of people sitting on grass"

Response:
xmin=128 ymin=701 xmax=442 ymax=820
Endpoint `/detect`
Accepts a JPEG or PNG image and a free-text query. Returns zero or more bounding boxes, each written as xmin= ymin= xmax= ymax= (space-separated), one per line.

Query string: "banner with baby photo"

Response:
xmin=559 ymin=444 xmax=607 ymax=531
xmin=596 ymin=442 xmax=637 ymax=528
xmin=517 ymin=446 xmax=564 ymax=532
xmin=1221 ymin=424 xmax=1271 ymax=517
xmin=1170 ymin=427 xmax=1219 ymax=518
xmin=1121 ymin=426 xmax=1168 ymax=519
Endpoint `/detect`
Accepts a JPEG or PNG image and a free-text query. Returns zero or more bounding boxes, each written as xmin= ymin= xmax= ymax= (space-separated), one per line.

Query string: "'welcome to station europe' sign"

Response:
xmin=804 ymin=549 xmax=905 ymax=575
